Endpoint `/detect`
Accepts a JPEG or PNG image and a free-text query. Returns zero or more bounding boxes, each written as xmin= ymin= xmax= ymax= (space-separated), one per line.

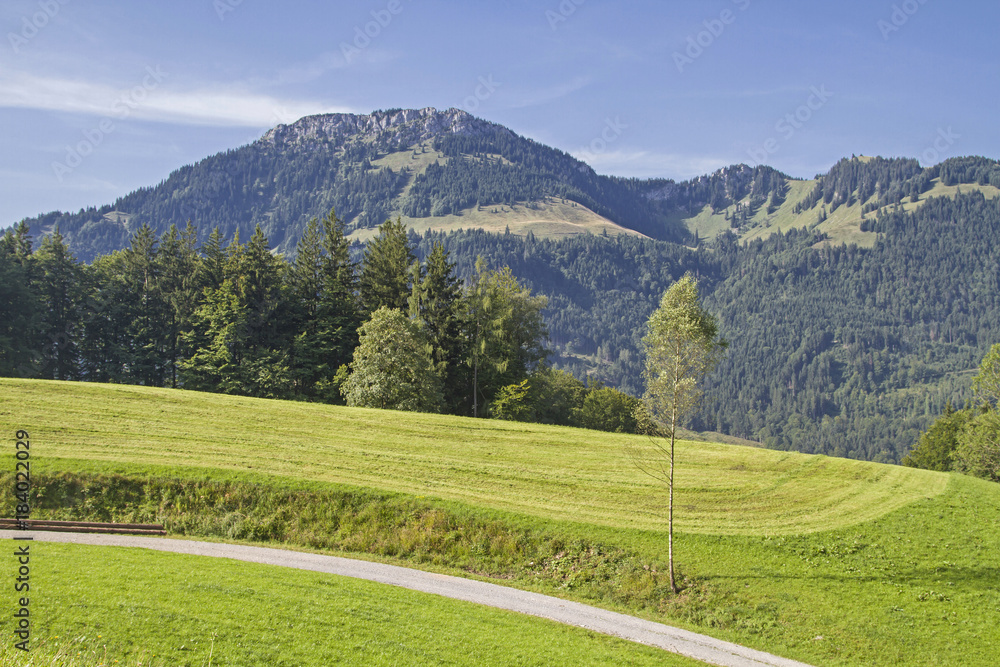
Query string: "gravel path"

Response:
xmin=5 ymin=531 xmax=813 ymax=667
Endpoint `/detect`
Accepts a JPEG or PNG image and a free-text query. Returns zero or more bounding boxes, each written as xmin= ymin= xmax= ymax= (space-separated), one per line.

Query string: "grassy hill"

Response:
xmin=3 ymin=379 xmax=944 ymax=535
xmin=359 ymin=140 xmax=645 ymax=240
xmin=2 ymin=378 xmax=999 ymax=665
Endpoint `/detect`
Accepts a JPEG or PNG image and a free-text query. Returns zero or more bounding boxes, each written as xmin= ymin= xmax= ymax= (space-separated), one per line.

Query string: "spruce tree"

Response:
xmin=360 ymin=217 xmax=415 ymax=313
xmin=410 ymin=242 xmax=465 ymax=411
xmin=0 ymin=223 xmax=38 ymax=377
xmin=33 ymin=228 xmax=85 ymax=380
xmin=121 ymin=224 xmax=170 ymax=386
xmin=318 ymin=208 xmax=361 ymax=371
xmin=157 ymin=223 xmax=201 ymax=387
xmin=197 ymin=227 xmax=227 ymax=293
xmin=80 ymin=252 xmax=132 ymax=383
xmin=288 ymin=209 xmax=360 ymax=400
xmin=181 ymin=226 xmax=292 ymax=398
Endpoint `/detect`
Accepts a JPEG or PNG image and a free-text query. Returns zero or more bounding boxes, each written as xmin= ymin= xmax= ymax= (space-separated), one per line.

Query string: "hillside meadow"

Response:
xmin=2 ymin=378 xmax=999 ymax=665
xmin=0 ymin=379 xmax=946 ymax=535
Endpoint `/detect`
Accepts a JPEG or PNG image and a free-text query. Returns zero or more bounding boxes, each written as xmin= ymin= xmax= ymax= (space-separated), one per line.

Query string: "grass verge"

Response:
xmin=0 ymin=542 xmax=695 ymax=667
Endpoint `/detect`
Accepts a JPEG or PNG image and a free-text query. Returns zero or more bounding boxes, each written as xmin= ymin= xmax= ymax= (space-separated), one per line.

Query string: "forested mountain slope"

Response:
xmin=427 ymin=191 xmax=1000 ymax=462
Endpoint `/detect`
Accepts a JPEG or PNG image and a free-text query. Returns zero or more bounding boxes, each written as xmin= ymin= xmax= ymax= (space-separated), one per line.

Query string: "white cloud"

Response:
xmin=0 ymin=70 xmax=354 ymax=127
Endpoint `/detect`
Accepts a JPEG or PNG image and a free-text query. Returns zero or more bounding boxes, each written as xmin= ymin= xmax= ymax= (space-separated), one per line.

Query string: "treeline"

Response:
xmin=0 ymin=213 xmax=642 ymax=433
xmin=661 ymin=164 xmax=789 ymax=215
xmin=795 ymin=156 xmax=925 ymax=213
xmin=7 ymin=190 xmax=1000 ymax=462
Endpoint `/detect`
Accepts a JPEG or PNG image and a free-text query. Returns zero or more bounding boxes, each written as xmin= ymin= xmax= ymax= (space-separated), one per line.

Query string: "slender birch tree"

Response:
xmin=630 ymin=275 xmax=725 ymax=592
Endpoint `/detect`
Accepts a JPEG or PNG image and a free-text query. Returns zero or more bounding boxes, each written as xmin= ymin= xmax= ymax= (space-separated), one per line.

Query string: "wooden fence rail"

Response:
xmin=0 ymin=518 xmax=166 ymax=536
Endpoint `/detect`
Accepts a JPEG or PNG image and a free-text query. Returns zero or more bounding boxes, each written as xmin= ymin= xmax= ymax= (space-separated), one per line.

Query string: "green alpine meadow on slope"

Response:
xmin=2 ymin=378 xmax=1000 ymax=665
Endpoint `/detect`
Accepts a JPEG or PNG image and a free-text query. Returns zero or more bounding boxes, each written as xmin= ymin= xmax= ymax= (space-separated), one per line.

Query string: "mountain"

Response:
xmin=11 ymin=107 xmax=792 ymax=261
xmin=11 ymin=108 xmax=1000 ymax=264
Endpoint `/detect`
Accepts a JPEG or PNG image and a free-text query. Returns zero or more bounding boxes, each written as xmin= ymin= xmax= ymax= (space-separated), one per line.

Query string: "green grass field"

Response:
xmin=0 ymin=543 xmax=694 ymax=667
xmin=0 ymin=379 xmax=946 ymax=535
xmin=2 ymin=378 xmax=1000 ymax=665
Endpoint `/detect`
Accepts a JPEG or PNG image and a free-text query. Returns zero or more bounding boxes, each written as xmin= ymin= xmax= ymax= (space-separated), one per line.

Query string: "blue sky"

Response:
xmin=2 ymin=0 xmax=998 ymax=224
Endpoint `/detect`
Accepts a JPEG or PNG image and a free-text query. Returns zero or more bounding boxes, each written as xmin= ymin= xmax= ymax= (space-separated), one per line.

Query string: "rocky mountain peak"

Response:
xmin=261 ymin=106 xmax=508 ymax=147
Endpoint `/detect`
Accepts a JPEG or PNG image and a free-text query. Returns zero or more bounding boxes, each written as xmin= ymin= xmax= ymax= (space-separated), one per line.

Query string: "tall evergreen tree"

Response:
xmin=360 ymin=217 xmax=415 ymax=313
xmin=79 ymin=252 xmax=133 ymax=383
xmin=410 ymin=242 xmax=466 ymax=411
xmin=289 ymin=215 xmax=325 ymax=397
xmin=121 ymin=224 xmax=170 ymax=386
xmin=33 ymin=228 xmax=85 ymax=380
xmin=289 ymin=212 xmax=359 ymax=399
xmin=180 ymin=227 xmax=292 ymax=398
xmin=179 ymin=277 xmax=250 ymax=394
xmin=197 ymin=227 xmax=227 ymax=293
xmin=157 ymin=222 xmax=201 ymax=387
xmin=234 ymin=226 xmax=288 ymax=355
xmin=0 ymin=223 xmax=39 ymax=377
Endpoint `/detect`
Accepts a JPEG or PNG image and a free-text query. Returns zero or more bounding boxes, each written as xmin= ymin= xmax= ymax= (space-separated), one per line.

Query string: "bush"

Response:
xmin=953 ymin=412 xmax=1000 ymax=482
xmin=902 ymin=404 xmax=976 ymax=471
xmin=580 ymin=387 xmax=640 ymax=433
xmin=490 ymin=379 xmax=533 ymax=421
